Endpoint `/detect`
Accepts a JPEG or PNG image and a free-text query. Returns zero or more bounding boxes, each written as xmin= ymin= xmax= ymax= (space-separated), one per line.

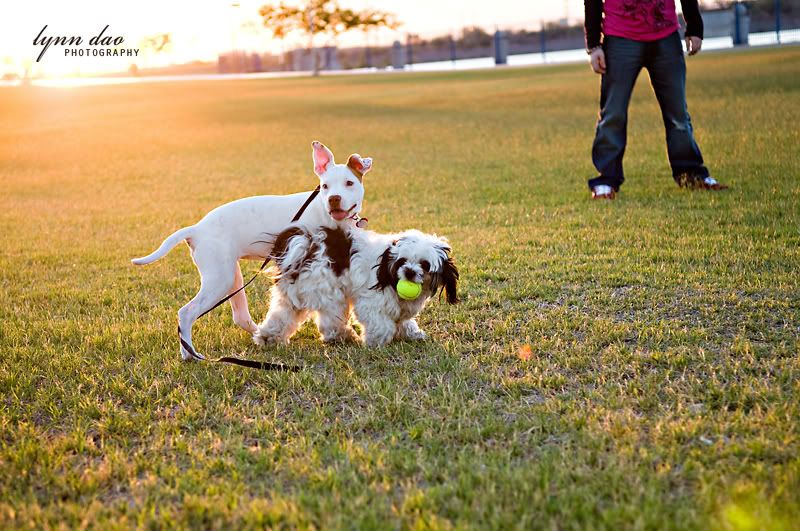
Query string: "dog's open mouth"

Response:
xmin=329 ymin=205 xmax=356 ymax=221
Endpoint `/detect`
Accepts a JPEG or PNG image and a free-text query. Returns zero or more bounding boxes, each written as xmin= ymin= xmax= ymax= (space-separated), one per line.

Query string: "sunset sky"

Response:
xmin=0 ymin=0 xmax=698 ymax=78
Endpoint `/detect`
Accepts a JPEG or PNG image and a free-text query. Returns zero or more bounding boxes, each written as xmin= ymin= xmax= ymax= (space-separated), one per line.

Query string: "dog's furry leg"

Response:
xmin=177 ymin=249 xmax=237 ymax=361
xmin=396 ymin=319 xmax=427 ymax=341
xmin=316 ymin=304 xmax=358 ymax=343
xmin=254 ymin=289 xmax=308 ymax=345
xmin=353 ymin=301 xmax=396 ymax=347
xmin=229 ymin=262 xmax=258 ymax=334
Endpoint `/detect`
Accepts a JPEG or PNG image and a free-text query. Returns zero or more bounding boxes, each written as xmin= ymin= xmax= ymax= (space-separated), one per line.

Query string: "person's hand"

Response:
xmin=686 ymin=36 xmax=702 ymax=56
xmin=589 ymin=47 xmax=606 ymax=74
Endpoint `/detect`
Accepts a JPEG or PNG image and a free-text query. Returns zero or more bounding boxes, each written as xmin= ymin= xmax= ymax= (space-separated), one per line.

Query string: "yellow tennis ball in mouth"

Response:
xmin=396 ymin=279 xmax=422 ymax=300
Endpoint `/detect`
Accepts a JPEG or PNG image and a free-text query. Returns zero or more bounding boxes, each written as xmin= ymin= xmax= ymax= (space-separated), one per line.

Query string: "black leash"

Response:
xmin=178 ymin=331 xmax=300 ymax=371
xmin=178 ymin=186 xmax=320 ymax=371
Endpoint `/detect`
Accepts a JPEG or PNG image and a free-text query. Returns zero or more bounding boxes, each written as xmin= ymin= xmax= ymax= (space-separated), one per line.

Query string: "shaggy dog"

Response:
xmin=131 ymin=142 xmax=372 ymax=360
xmin=253 ymin=226 xmax=459 ymax=347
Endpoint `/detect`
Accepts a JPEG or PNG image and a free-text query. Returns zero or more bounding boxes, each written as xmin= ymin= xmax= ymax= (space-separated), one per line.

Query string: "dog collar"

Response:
xmin=351 ymin=213 xmax=368 ymax=229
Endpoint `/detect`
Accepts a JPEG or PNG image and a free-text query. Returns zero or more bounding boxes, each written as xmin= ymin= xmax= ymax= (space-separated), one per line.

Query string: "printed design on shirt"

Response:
xmin=621 ymin=0 xmax=671 ymax=30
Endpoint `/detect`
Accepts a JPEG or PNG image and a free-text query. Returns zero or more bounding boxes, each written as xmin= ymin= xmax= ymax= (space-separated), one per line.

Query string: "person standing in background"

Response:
xmin=584 ymin=0 xmax=728 ymax=199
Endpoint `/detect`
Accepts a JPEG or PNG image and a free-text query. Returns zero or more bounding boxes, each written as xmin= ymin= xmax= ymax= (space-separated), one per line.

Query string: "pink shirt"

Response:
xmin=603 ymin=0 xmax=680 ymax=42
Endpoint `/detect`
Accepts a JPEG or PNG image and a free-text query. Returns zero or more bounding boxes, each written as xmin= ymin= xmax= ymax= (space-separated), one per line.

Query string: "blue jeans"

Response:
xmin=589 ymin=32 xmax=709 ymax=191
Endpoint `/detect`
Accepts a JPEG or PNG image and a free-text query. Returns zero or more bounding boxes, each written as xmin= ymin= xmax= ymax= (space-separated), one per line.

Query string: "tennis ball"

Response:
xmin=396 ymin=279 xmax=422 ymax=300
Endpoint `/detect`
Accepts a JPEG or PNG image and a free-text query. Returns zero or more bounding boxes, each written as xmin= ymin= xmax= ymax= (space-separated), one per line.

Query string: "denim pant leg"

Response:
xmin=589 ymin=36 xmax=645 ymax=191
xmin=646 ymin=32 xmax=709 ymax=180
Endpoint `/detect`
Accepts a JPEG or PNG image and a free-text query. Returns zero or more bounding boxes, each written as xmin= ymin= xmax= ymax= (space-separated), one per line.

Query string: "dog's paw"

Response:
xmin=254 ymin=332 xmax=290 ymax=346
xmin=364 ymin=334 xmax=393 ymax=348
xmin=406 ymin=329 xmax=427 ymax=341
xmin=320 ymin=326 xmax=360 ymax=344
xmin=252 ymin=333 xmax=273 ymax=346
xmin=341 ymin=326 xmax=361 ymax=343
xmin=181 ymin=347 xmax=204 ymax=362
xmin=396 ymin=321 xmax=427 ymax=341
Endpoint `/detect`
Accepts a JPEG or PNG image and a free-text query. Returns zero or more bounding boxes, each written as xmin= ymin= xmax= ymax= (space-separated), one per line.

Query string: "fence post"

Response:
xmin=406 ymin=34 xmax=414 ymax=68
xmin=540 ymin=20 xmax=547 ymax=64
xmin=323 ymin=46 xmax=340 ymax=71
xmin=392 ymin=40 xmax=405 ymax=70
xmin=732 ymin=2 xmax=749 ymax=46
xmin=494 ymin=30 xmax=508 ymax=65
xmin=449 ymin=34 xmax=457 ymax=64
xmin=775 ymin=0 xmax=782 ymax=44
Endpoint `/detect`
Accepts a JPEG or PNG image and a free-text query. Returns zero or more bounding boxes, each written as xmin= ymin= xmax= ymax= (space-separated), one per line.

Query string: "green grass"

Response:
xmin=1 ymin=46 xmax=798 ymax=529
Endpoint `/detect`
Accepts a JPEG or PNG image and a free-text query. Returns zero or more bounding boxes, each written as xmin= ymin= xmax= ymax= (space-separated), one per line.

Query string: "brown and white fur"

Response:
xmin=253 ymin=226 xmax=459 ymax=347
xmin=131 ymin=142 xmax=373 ymax=360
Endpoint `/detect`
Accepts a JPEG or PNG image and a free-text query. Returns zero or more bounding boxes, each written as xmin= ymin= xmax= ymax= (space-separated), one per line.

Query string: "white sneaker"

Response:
xmin=591 ymin=184 xmax=615 ymax=199
xmin=676 ymin=173 xmax=728 ymax=190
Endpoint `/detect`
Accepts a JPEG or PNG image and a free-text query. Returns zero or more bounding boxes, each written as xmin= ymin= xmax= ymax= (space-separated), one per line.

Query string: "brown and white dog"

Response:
xmin=131 ymin=142 xmax=373 ymax=360
xmin=254 ymin=226 xmax=459 ymax=347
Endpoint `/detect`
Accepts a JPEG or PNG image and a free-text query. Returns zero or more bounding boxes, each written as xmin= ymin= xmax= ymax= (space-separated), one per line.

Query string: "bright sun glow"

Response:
xmin=1 ymin=0 xmax=586 ymax=79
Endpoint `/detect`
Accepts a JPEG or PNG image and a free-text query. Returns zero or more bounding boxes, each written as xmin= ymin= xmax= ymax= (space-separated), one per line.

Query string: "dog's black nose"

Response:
xmin=328 ymin=195 xmax=341 ymax=208
xmin=404 ymin=269 xmax=416 ymax=281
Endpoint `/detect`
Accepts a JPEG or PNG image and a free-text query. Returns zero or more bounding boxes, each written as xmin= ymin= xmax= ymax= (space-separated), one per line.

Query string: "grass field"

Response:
xmin=1 ymin=46 xmax=799 ymax=529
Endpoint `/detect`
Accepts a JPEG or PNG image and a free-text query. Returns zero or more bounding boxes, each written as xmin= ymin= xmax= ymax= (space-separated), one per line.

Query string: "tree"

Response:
xmin=129 ymin=33 xmax=172 ymax=76
xmin=141 ymin=33 xmax=172 ymax=53
xmin=259 ymin=0 xmax=398 ymax=74
xmin=460 ymin=26 xmax=492 ymax=48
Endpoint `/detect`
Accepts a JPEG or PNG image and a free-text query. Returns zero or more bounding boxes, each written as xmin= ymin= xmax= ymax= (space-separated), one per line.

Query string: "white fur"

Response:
xmin=254 ymin=230 xmax=358 ymax=345
xmin=254 ymin=227 xmax=457 ymax=348
xmin=131 ymin=142 xmax=372 ymax=361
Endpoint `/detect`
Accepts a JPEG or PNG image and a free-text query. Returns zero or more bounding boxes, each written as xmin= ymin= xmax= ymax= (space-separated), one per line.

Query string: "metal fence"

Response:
xmin=218 ymin=3 xmax=800 ymax=74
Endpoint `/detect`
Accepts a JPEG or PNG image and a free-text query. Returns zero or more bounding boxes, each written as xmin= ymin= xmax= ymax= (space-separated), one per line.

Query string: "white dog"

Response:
xmin=131 ymin=142 xmax=373 ymax=360
xmin=253 ymin=226 xmax=459 ymax=347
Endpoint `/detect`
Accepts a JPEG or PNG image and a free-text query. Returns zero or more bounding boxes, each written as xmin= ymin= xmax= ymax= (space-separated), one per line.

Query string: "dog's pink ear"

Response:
xmin=312 ymin=141 xmax=335 ymax=176
xmin=347 ymin=154 xmax=373 ymax=181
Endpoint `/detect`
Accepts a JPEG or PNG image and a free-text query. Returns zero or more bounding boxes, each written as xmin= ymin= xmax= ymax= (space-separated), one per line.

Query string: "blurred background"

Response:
xmin=1 ymin=0 xmax=799 ymax=85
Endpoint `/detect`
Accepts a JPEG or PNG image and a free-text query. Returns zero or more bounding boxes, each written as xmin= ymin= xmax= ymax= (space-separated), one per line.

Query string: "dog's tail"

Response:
xmin=131 ymin=226 xmax=195 ymax=265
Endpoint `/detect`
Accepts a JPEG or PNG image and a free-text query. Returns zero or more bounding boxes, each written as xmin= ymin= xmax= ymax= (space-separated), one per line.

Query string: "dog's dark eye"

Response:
xmin=420 ymin=260 xmax=430 ymax=272
xmin=322 ymin=184 xmax=328 ymax=190
xmin=346 ymin=180 xmax=354 ymax=187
